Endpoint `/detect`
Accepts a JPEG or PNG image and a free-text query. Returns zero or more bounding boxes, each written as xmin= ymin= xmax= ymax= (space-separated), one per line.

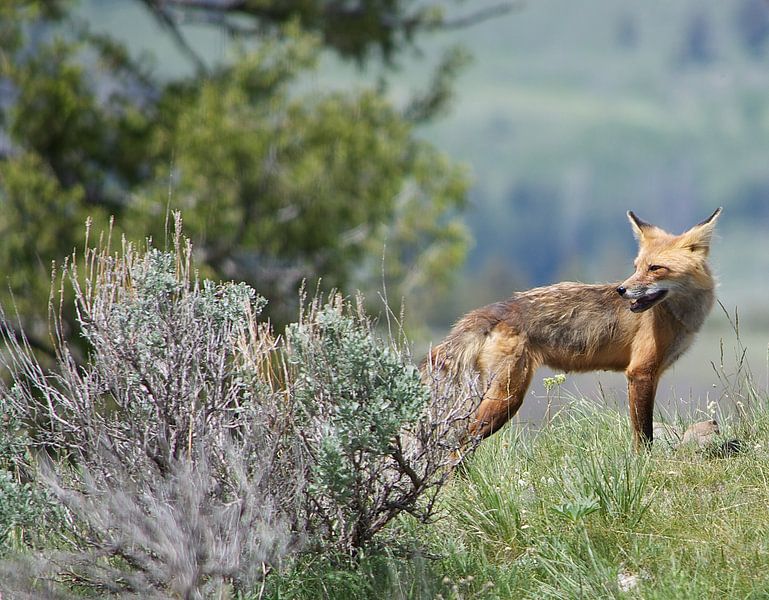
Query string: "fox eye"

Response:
xmin=648 ymin=264 xmax=664 ymax=272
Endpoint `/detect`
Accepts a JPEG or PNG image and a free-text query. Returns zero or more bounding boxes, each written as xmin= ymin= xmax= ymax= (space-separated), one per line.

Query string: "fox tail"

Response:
xmin=423 ymin=320 xmax=486 ymax=380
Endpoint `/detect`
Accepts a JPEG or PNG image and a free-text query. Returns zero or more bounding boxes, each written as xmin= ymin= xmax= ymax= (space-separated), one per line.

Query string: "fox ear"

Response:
xmin=679 ymin=207 xmax=722 ymax=255
xmin=627 ymin=210 xmax=661 ymax=242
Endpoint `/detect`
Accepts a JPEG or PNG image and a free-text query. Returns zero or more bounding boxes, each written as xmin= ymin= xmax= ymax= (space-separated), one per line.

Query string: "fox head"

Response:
xmin=617 ymin=208 xmax=722 ymax=313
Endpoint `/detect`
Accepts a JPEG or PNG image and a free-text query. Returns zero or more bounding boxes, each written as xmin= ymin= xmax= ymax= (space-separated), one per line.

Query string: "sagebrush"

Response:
xmin=0 ymin=219 xmax=480 ymax=598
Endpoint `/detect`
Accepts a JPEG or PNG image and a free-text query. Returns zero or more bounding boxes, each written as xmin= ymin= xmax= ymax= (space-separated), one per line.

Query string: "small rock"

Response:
xmin=682 ymin=419 xmax=719 ymax=447
xmin=617 ymin=570 xmax=639 ymax=593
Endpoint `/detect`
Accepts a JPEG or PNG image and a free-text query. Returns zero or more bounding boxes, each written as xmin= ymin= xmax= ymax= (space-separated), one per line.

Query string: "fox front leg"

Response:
xmin=625 ymin=368 xmax=659 ymax=450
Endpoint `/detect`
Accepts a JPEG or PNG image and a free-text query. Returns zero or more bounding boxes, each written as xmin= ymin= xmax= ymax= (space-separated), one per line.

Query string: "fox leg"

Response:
xmin=471 ymin=346 xmax=533 ymax=439
xmin=625 ymin=366 xmax=659 ymax=450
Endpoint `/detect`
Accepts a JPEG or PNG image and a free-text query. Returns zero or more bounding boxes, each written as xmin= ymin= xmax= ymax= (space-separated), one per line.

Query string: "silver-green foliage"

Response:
xmin=0 ymin=229 xmax=300 ymax=598
xmin=285 ymin=295 xmax=477 ymax=552
xmin=0 ymin=402 xmax=51 ymax=552
xmin=0 ymin=224 xmax=476 ymax=595
xmin=288 ymin=303 xmax=427 ymax=492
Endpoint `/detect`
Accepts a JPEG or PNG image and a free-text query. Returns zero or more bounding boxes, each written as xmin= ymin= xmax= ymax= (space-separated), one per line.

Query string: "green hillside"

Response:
xmin=409 ymin=0 xmax=769 ymax=321
xmin=76 ymin=0 xmax=769 ymax=318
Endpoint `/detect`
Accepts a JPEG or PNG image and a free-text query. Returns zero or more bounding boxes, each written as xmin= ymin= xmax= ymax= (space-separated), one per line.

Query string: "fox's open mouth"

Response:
xmin=629 ymin=290 xmax=668 ymax=313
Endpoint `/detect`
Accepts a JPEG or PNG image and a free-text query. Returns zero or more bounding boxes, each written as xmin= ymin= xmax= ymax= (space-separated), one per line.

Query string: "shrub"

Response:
xmin=0 ymin=218 xmax=480 ymax=596
xmin=283 ymin=293 xmax=481 ymax=553
xmin=0 ymin=224 xmax=302 ymax=598
xmin=0 ymin=396 xmax=53 ymax=554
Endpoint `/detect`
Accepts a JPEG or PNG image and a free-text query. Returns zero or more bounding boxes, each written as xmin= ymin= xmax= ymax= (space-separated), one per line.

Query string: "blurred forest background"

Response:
xmin=2 ymin=0 xmax=769 ymax=419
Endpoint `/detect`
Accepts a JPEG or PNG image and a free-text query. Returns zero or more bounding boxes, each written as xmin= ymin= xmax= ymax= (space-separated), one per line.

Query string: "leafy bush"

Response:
xmin=284 ymin=294 xmax=480 ymax=553
xmin=0 ymin=402 xmax=51 ymax=553
xmin=0 ymin=219 xmax=480 ymax=596
xmin=0 ymin=224 xmax=302 ymax=598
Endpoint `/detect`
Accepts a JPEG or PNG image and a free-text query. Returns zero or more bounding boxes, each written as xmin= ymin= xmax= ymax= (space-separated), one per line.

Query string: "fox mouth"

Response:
xmin=629 ymin=290 xmax=668 ymax=313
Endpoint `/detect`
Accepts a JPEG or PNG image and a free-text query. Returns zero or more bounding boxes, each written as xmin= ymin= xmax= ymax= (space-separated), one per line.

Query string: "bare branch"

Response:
xmin=437 ymin=2 xmax=519 ymax=30
xmin=390 ymin=435 xmax=423 ymax=490
xmin=137 ymin=0 xmax=209 ymax=73
xmin=137 ymin=0 xmax=518 ymax=65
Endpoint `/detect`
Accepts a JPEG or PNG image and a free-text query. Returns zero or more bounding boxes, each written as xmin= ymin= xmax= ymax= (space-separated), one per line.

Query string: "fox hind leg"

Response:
xmin=471 ymin=343 xmax=534 ymax=439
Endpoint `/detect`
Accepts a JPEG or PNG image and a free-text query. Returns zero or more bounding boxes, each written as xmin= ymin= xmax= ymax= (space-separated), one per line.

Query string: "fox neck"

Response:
xmin=657 ymin=281 xmax=715 ymax=333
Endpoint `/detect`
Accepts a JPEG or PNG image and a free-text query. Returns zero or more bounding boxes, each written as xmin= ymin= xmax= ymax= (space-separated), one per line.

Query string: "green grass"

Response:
xmin=266 ymin=391 xmax=769 ymax=599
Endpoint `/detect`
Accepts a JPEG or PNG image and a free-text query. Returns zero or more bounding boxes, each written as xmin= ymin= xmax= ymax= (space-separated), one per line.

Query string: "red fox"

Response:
xmin=428 ymin=208 xmax=722 ymax=449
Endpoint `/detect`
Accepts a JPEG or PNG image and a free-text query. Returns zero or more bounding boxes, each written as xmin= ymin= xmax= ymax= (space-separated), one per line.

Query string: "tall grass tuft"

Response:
xmin=550 ymin=426 xmax=655 ymax=527
xmin=447 ymin=429 xmax=529 ymax=559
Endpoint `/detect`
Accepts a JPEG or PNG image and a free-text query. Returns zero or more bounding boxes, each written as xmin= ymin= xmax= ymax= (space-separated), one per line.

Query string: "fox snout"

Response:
xmin=616 ymin=283 xmax=649 ymax=300
xmin=617 ymin=281 xmax=669 ymax=313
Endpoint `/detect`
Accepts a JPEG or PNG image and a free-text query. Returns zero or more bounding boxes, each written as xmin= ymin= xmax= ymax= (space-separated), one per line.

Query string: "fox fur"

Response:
xmin=428 ymin=208 xmax=722 ymax=449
